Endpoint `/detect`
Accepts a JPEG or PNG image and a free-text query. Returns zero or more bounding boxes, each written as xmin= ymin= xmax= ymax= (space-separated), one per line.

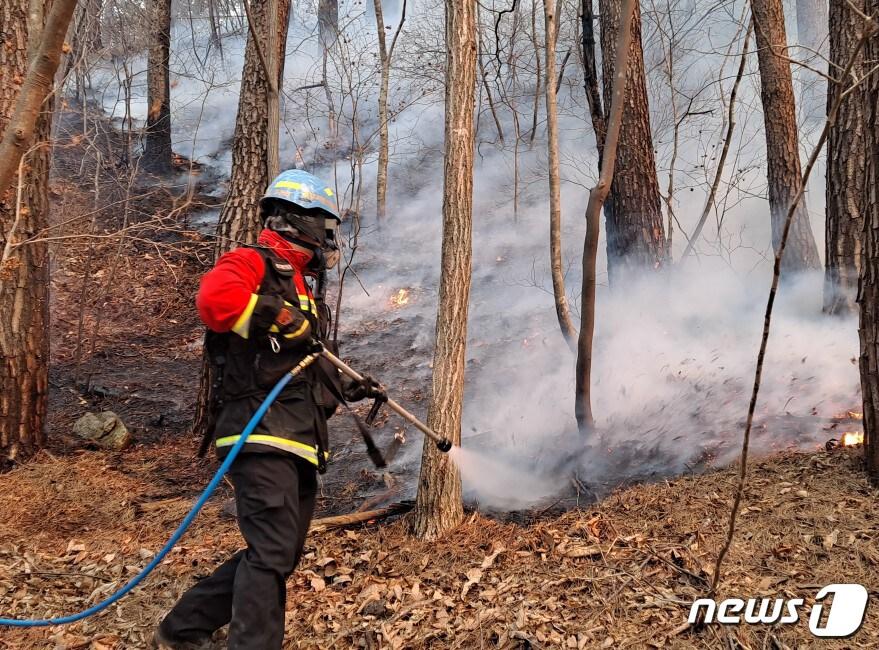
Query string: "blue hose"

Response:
xmin=0 ymin=355 xmax=316 ymax=628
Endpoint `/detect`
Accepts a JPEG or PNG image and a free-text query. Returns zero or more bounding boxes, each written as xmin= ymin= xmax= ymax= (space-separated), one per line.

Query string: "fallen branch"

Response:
xmin=309 ymin=502 xmax=413 ymax=532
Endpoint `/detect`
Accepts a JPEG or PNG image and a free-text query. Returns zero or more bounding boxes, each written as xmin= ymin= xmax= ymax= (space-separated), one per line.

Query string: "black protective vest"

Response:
xmin=211 ymin=248 xmax=336 ymax=470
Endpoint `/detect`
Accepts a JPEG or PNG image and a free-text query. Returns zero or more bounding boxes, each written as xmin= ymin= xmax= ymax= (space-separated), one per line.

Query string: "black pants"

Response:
xmin=160 ymin=453 xmax=317 ymax=650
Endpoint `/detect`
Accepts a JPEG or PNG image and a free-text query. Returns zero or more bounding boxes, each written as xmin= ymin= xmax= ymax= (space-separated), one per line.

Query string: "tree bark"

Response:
xmin=575 ymin=0 xmax=636 ymax=434
xmin=598 ymin=0 xmax=665 ymax=283
xmin=824 ymin=0 xmax=866 ymax=314
xmin=194 ymin=0 xmax=290 ymax=441
xmin=0 ymin=0 xmax=77 ymax=200
xmin=859 ymin=2 xmax=879 ymax=484
xmin=581 ymin=0 xmax=606 ymax=158
xmin=214 ymin=0 xmax=290 ymax=255
xmin=750 ymin=0 xmax=822 ymax=273
xmin=544 ymin=0 xmax=577 ymax=348
xmin=413 ymin=0 xmax=476 ymax=540
xmin=0 ymin=0 xmax=55 ymax=468
xmin=142 ymin=0 xmax=173 ymax=175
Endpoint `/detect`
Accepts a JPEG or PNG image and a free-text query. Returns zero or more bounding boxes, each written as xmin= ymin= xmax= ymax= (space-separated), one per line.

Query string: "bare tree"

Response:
xmin=824 ymin=0 xmax=867 ymax=314
xmin=320 ymin=0 xmax=339 ymax=146
xmin=142 ymin=0 xmax=174 ymax=174
xmin=575 ymin=0 xmax=637 ymax=433
xmin=413 ymin=0 xmax=477 ymax=540
xmin=750 ymin=0 xmax=822 ymax=272
xmin=597 ymin=0 xmax=666 ymax=282
xmin=544 ymin=0 xmax=577 ymax=348
xmin=373 ymin=0 xmax=407 ymax=221
xmin=0 ymin=0 xmax=68 ymax=466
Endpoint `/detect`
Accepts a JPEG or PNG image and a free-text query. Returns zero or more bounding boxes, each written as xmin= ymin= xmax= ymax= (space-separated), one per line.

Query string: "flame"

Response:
xmin=389 ymin=288 xmax=410 ymax=307
xmin=848 ymin=411 xmax=864 ymax=420
xmin=840 ymin=431 xmax=864 ymax=447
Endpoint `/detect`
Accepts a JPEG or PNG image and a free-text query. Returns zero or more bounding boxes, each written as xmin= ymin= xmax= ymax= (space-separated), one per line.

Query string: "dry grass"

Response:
xmin=1 ymin=445 xmax=877 ymax=649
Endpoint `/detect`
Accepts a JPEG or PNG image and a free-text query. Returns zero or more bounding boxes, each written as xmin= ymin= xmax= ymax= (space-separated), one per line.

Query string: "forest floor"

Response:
xmin=1 ymin=111 xmax=877 ymax=648
xmin=0 ymin=444 xmax=877 ymax=649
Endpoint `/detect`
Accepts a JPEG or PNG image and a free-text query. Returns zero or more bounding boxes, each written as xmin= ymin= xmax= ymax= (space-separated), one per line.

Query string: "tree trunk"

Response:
xmin=823 ymin=0 xmax=866 ymax=314
xmin=194 ymin=0 xmax=290 ymax=441
xmin=581 ymin=0 xmax=606 ymax=157
xmin=0 ymin=0 xmax=55 ymax=468
xmin=67 ymin=0 xmax=103 ymax=86
xmin=214 ymin=0 xmax=290 ymax=254
xmin=0 ymin=0 xmax=77 ymax=199
xmin=750 ymin=0 xmax=822 ymax=273
xmin=859 ymin=0 xmax=879 ymax=484
xmin=413 ymin=0 xmax=476 ymax=540
xmin=374 ymin=0 xmax=390 ymax=220
xmin=576 ymin=0 xmax=637 ymax=434
xmin=544 ymin=0 xmax=577 ymax=348
xmin=318 ymin=0 xmax=338 ymax=49
xmin=598 ymin=0 xmax=665 ymax=283
xmin=319 ymin=0 xmax=338 ymax=145
xmin=142 ymin=0 xmax=173 ymax=175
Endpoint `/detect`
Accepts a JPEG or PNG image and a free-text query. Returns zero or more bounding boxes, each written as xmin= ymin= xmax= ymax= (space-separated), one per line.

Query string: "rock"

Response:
xmin=72 ymin=411 xmax=132 ymax=450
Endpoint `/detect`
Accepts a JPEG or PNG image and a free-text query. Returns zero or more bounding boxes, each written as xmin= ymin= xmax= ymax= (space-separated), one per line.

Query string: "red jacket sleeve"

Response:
xmin=196 ymin=248 xmax=266 ymax=332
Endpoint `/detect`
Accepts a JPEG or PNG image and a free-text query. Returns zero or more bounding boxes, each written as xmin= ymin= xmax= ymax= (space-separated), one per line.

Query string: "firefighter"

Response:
xmin=153 ymin=170 xmax=382 ymax=650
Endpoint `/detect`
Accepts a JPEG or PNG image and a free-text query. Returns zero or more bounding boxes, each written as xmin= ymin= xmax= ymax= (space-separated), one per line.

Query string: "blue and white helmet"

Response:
xmin=260 ymin=169 xmax=340 ymax=221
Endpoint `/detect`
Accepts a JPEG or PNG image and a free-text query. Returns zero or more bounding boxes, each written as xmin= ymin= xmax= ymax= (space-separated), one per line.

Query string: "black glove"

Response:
xmin=342 ymin=375 xmax=386 ymax=402
xmin=269 ymin=301 xmax=312 ymax=343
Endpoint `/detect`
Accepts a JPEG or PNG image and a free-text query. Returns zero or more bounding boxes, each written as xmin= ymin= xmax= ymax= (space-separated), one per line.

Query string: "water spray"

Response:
xmin=319 ymin=348 xmax=455 ymax=453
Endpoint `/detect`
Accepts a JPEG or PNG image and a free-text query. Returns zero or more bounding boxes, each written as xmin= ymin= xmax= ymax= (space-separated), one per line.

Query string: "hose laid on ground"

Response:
xmin=0 ymin=353 xmax=320 ymax=628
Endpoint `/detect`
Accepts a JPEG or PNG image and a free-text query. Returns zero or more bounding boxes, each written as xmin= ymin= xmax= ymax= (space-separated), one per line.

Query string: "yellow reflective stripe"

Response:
xmin=297 ymin=294 xmax=317 ymax=316
xmin=274 ymin=180 xmax=303 ymax=190
xmin=231 ymin=294 xmax=260 ymax=339
xmin=283 ymin=319 xmax=310 ymax=340
xmin=216 ymin=435 xmax=330 ymax=464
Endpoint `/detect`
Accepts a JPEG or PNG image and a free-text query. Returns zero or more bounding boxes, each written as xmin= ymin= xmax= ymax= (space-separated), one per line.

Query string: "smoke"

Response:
xmin=77 ymin=0 xmax=858 ymax=510
xmin=338 ymin=146 xmax=859 ymax=510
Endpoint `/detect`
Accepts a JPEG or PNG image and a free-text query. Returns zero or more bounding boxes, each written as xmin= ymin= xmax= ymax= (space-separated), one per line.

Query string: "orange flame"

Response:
xmin=840 ymin=431 xmax=864 ymax=447
xmin=390 ymin=288 xmax=410 ymax=307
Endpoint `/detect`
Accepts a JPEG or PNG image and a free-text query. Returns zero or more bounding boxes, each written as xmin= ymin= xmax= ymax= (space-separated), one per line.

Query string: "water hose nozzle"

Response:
xmin=436 ymin=437 xmax=453 ymax=453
